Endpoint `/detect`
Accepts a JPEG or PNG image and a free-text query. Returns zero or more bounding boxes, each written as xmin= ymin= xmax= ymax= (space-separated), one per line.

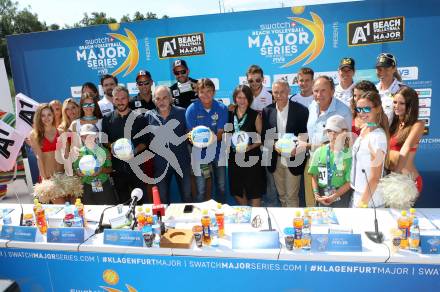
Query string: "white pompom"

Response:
xmin=377 ymin=172 xmax=418 ymax=209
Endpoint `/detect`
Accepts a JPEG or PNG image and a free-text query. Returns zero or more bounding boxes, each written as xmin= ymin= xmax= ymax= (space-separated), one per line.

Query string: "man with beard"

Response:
xmin=102 ymin=85 xmax=149 ymax=203
xmin=246 ymin=65 xmax=273 ymax=113
xmin=170 ymin=59 xmax=198 ymax=109
xmin=98 ymin=74 xmax=118 ymax=116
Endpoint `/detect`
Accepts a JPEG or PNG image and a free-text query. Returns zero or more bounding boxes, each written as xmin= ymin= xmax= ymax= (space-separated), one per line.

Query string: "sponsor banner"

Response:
xmin=398 ymin=66 xmax=418 ymax=81
xmin=419 ymin=98 xmax=431 ymax=108
xmin=348 ymin=16 xmax=405 ymax=46
xmin=14 ymin=93 xmax=39 ymax=137
xmin=416 ymin=88 xmax=432 ymax=98
xmin=70 ymin=86 xmax=82 ymax=98
xmin=0 ymin=226 xmax=37 ymax=242
xmin=157 ymin=32 xmax=206 ymax=59
xmin=46 ymin=228 xmax=85 ymax=244
xmin=103 ymin=229 xmax=144 ymax=247
xmin=0 ymin=120 xmax=25 ymax=171
xmin=311 ymin=234 xmax=362 ymax=252
xmin=419 ymin=108 xmax=431 ymax=118
xmin=0 ymin=248 xmax=440 ymax=291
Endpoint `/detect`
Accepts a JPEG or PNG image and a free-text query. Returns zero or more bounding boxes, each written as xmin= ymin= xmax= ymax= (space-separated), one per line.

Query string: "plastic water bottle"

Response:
xmin=63 ymin=202 xmax=74 ymax=227
xmin=2 ymin=209 xmax=12 ymax=225
xmin=211 ymin=218 xmax=219 ymax=247
xmin=409 ymin=218 xmax=420 ymax=252
xmin=302 ymin=218 xmax=311 ymax=250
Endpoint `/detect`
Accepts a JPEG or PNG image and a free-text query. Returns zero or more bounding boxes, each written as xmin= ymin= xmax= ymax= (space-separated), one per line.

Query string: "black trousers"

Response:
xmin=112 ymin=171 xmax=148 ymax=204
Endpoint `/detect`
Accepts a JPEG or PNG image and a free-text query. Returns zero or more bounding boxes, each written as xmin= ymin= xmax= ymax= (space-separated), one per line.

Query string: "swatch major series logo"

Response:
xmin=247 ymin=7 xmax=325 ymax=67
xmin=75 ymin=25 xmax=139 ymax=77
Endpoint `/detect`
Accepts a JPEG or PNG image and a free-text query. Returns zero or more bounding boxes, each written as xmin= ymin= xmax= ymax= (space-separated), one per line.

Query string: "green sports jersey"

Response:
xmin=308 ymin=144 xmax=352 ymax=189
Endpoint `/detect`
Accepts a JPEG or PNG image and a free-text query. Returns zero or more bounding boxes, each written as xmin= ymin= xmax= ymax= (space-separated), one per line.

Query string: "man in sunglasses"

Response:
xmin=170 ymin=59 xmax=198 ymax=109
xmin=98 ymin=74 xmax=118 ymax=116
xmin=246 ymin=65 xmax=273 ymax=112
xmin=290 ymin=67 xmax=314 ymax=108
xmin=334 ymin=57 xmax=356 ymax=107
xmin=129 ymin=70 xmax=155 ymax=111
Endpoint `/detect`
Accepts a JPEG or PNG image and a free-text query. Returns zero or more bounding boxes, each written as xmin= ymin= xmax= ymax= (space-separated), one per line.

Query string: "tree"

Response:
xmin=120 ymin=14 xmax=131 ymax=23
xmin=133 ymin=11 xmax=145 ymax=21
xmin=49 ymin=24 xmax=60 ymax=31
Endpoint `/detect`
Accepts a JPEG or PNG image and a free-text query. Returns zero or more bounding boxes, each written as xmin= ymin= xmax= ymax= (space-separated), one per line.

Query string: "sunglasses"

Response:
xmin=174 ymin=69 xmax=187 ymax=76
xmin=137 ymin=81 xmax=151 ymax=86
xmin=247 ymin=78 xmax=262 ymax=84
xmin=355 ymin=106 xmax=372 ymax=113
xmin=82 ymin=103 xmax=95 ymax=108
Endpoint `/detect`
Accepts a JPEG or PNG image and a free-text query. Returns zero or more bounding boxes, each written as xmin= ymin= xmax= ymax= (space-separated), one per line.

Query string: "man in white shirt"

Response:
xmin=98 ymin=74 xmax=117 ymax=116
xmin=262 ymin=79 xmax=309 ymax=207
xmin=246 ymin=65 xmax=273 ymax=113
xmin=290 ymin=67 xmax=314 ymax=108
xmin=334 ymin=57 xmax=356 ymax=107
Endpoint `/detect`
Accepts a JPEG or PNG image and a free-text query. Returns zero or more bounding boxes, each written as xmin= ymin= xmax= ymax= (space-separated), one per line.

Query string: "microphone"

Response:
xmin=95 ymin=198 xmax=131 ymax=234
xmin=152 ymin=186 xmax=165 ymax=221
xmin=362 ymin=169 xmax=384 ymax=243
xmin=260 ymin=207 xmax=274 ymax=232
xmin=125 ymin=188 xmax=144 ymax=218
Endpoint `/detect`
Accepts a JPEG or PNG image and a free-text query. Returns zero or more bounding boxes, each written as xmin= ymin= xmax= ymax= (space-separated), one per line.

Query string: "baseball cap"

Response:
xmin=339 ymin=57 xmax=355 ymax=70
xmin=325 ymin=115 xmax=348 ymax=132
xmin=136 ymin=70 xmax=152 ymax=82
xmin=172 ymin=59 xmax=188 ymax=70
xmin=376 ymin=53 xmax=396 ymax=68
xmin=80 ymin=124 xmax=99 ymax=136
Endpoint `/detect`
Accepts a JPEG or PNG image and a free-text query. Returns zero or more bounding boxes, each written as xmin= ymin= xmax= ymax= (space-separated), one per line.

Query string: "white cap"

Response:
xmin=79 ymin=123 xmax=99 ymax=136
xmin=324 ymin=115 xmax=348 ymax=132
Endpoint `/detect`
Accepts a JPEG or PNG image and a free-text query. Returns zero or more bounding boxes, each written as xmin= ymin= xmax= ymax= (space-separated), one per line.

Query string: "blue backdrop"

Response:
xmin=6 ymin=0 xmax=440 ymax=206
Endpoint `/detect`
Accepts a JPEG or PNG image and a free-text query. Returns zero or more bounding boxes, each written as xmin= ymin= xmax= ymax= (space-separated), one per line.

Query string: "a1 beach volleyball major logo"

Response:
xmin=75 ymin=24 xmax=139 ymax=77
xmin=248 ymin=7 xmax=325 ymax=67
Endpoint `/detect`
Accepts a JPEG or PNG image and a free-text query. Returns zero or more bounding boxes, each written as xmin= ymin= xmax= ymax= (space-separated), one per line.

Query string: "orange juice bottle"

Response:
xmin=215 ymin=203 xmax=225 ymax=238
xmin=201 ymin=210 xmax=211 ymax=245
xmin=398 ymin=210 xmax=410 ymax=249
xmin=409 ymin=208 xmax=416 ymax=226
xmin=293 ymin=210 xmax=303 ymax=249
xmin=35 ymin=203 xmax=47 ymax=234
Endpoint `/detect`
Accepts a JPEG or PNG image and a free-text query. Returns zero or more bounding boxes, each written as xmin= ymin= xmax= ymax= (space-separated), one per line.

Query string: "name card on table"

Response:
xmin=47 ymin=227 xmax=84 ymax=244
xmin=104 ymin=229 xmax=144 ymax=247
xmin=0 ymin=226 xmax=37 ymax=242
xmin=420 ymin=235 xmax=440 ymax=254
xmin=232 ymin=231 xmax=280 ymax=249
xmin=311 ymin=234 xmax=362 ymax=252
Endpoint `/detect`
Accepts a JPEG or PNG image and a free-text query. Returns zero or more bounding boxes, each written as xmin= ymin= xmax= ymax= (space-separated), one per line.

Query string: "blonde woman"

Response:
xmin=58 ymin=98 xmax=80 ymax=132
xmin=49 ymin=100 xmax=63 ymax=128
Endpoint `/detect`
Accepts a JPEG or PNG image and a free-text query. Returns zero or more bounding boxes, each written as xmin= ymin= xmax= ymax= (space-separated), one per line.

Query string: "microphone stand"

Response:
xmin=362 ymin=169 xmax=384 ymax=243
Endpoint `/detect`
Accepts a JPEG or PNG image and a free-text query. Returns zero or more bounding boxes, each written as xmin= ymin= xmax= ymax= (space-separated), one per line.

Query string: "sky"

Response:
xmin=16 ymin=0 xmax=359 ymax=27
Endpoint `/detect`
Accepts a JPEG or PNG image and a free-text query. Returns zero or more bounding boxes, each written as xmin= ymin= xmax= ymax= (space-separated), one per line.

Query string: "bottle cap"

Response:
xmin=410 ymin=208 xmax=416 ymax=214
xmin=202 ymin=209 xmax=208 ymax=215
xmin=137 ymin=206 xmax=143 ymax=212
xmin=75 ymin=198 xmax=81 ymax=204
xmin=217 ymin=203 xmax=222 ymax=209
xmin=401 ymin=210 xmax=407 ymax=216
xmin=145 ymin=207 xmax=151 ymax=213
xmin=33 ymin=198 xmax=39 ymax=204
xmin=304 ymin=208 xmax=309 ymax=214
xmin=295 ymin=210 xmax=301 ymax=217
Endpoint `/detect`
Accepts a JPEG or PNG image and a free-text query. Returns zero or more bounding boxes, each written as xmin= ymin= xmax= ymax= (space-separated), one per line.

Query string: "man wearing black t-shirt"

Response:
xmin=102 ymin=85 xmax=149 ymax=204
xmin=169 ymin=59 xmax=198 ymax=109
xmin=129 ymin=70 xmax=155 ymax=112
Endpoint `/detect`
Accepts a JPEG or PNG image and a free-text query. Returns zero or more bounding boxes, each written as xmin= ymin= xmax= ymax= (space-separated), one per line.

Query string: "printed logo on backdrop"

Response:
xmin=75 ymin=24 xmax=140 ymax=77
xmin=348 ymin=16 xmax=404 ymax=46
xmin=247 ymin=7 xmax=325 ymax=68
xmin=157 ymin=32 xmax=206 ymax=59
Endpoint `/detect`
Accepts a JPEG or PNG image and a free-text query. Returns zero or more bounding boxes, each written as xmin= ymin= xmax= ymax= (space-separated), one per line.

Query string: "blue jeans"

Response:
xmin=195 ymin=161 xmax=226 ymax=203
xmin=156 ymin=165 xmax=191 ymax=204
xmin=262 ymin=167 xmax=280 ymax=207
